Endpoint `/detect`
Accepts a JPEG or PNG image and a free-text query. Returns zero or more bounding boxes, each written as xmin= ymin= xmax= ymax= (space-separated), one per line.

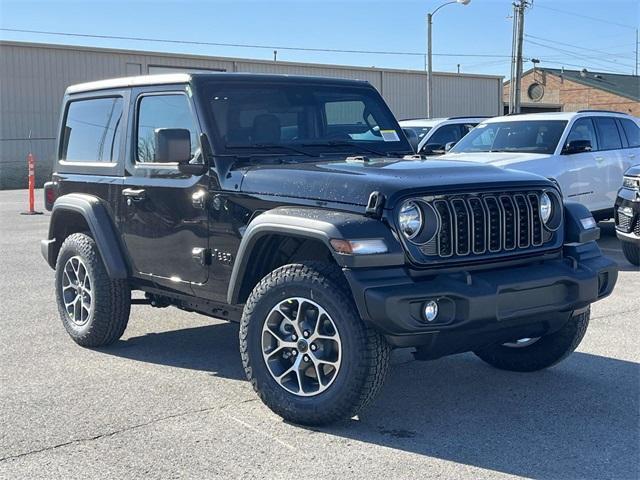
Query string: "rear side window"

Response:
xmin=594 ymin=117 xmax=622 ymax=150
xmin=427 ymin=124 xmax=462 ymax=147
xmin=620 ymin=118 xmax=640 ymax=147
xmin=61 ymin=97 xmax=123 ymax=162
xmin=136 ymin=94 xmax=198 ymax=163
xmin=460 ymin=123 xmax=478 ymax=135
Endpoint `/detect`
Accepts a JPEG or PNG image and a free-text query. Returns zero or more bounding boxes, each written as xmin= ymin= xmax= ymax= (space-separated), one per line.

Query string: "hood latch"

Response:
xmin=365 ymin=191 xmax=385 ymax=218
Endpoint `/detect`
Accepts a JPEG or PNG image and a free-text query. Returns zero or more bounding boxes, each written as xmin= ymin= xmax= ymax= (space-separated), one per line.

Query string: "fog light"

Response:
xmin=423 ymin=300 xmax=439 ymax=322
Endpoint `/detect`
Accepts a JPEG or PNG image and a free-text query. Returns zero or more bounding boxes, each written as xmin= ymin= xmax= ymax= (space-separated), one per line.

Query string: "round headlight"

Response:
xmin=540 ymin=192 xmax=553 ymax=224
xmin=399 ymin=201 xmax=423 ymax=239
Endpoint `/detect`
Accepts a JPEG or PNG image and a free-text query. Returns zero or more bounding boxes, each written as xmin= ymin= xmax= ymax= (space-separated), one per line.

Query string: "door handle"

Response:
xmin=595 ymin=156 xmax=605 ymax=162
xmin=628 ymin=153 xmax=636 ymax=159
xmin=122 ymin=188 xmax=146 ymax=203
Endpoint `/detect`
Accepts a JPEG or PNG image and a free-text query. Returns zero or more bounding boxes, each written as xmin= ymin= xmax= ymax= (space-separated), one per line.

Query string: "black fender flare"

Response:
xmin=226 ymin=206 xmax=405 ymax=305
xmin=564 ymin=201 xmax=600 ymax=244
xmin=43 ymin=193 xmax=129 ymax=279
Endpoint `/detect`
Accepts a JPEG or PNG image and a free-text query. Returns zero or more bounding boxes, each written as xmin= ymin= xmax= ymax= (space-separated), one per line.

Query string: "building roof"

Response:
xmin=0 ymin=40 xmax=503 ymax=81
xmin=509 ymin=67 xmax=640 ymax=102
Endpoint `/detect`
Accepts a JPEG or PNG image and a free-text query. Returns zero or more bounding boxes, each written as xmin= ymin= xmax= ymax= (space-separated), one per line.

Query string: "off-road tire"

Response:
xmin=473 ymin=308 xmax=590 ymax=372
xmin=621 ymin=241 xmax=640 ymax=266
xmin=240 ymin=262 xmax=390 ymax=426
xmin=55 ymin=233 xmax=131 ymax=347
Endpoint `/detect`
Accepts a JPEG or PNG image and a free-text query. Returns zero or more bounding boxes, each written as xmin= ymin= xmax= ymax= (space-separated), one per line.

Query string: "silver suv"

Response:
xmin=400 ymin=116 xmax=489 ymax=155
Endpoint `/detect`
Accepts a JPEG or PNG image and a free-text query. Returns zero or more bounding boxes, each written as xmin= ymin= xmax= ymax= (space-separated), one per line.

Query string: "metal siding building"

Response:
xmin=0 ymin=41 xmax=503 ymax=188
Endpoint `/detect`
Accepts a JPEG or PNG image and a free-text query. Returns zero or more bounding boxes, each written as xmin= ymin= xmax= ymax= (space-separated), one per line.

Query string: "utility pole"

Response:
xmin=509 ymin=0 xmax=530 ymax=114
xmin=635 ymin=28 xmax=638 ymax=76
xmin=427 ymin=12 xmax=433 ymax=118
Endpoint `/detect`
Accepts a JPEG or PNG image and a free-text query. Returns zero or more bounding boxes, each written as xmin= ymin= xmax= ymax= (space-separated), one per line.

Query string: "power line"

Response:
xmin=0 ymin=27 xmax=513 ymax=59
xmin=525 ymin=39 xmax=635 ymax=71
xmin=534 ymin=4 xmax=637 ymax=30
xmin=525 ymin=34 xmax=634 ymax=59
xmin=531 ymin=58 xmax=631 ymax=74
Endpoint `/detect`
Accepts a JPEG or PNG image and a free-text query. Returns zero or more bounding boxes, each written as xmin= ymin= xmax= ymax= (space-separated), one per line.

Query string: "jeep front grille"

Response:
xmin=415 ymin=191 xmax=554 ymax=260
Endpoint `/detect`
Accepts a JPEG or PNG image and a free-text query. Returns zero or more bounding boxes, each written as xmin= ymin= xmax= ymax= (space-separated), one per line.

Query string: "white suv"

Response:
xmin=441 ymin=111 xmax=640 ymax=218
xmin=399 ymin=117 xmax=488 ymax=155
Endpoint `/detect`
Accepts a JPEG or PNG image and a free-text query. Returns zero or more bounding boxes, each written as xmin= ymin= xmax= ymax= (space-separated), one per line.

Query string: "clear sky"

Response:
xmin=0 ymin=0 xmax=638 ymax=78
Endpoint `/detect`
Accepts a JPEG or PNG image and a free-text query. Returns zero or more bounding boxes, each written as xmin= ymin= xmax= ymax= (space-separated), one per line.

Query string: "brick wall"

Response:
xmin=504 ymin=70 xmax=640 ymax=115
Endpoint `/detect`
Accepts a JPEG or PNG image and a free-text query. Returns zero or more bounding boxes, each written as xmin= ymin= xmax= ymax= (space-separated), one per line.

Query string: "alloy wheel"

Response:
xmin=261 ymin=297 xmax=342 ymax=397
xmin=61 ymin=256 xmax=93 ymax=326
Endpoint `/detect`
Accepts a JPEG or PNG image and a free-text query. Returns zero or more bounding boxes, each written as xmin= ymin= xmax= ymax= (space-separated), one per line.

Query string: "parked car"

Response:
xmin=399 ymin=117 xmax=487 ymax=154
xmin=440 ymin=111 xmax=640 ymax=220
xmin=615 ymin=165 xmax=640 ymax=265
xmin=42 ymin=73 xmax=617 ymax=426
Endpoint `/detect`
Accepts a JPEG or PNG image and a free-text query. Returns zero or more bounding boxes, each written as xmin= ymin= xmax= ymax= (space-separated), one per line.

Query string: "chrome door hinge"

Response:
xmin=191 ymin=247 xmax=211 ymax=266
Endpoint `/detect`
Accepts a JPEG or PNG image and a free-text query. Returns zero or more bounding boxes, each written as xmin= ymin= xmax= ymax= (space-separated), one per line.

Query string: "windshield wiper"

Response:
xmin=301 ymin=140 xmax=392 ymax=158
xmin=225 ymin=143 xmax=318 ymax=157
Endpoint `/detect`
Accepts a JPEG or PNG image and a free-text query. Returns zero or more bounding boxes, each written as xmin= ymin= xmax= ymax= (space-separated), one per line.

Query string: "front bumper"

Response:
xmin=344 ymin=242 xmax=617 ymax=352
xmin=614 ymin=187 xmax=640 ymax=245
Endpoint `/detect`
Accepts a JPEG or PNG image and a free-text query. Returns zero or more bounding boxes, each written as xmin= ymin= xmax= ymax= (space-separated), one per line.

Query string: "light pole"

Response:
xmin=427 ymin=0 xmax=471 ymax=118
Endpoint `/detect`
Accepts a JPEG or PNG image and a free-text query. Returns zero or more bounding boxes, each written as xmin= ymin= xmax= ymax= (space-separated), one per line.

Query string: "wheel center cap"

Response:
xmin=297 ymin=339 xmax=309 ymax=352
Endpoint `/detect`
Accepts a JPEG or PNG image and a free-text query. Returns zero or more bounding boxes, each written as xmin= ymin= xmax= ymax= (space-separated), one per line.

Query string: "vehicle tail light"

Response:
xmin=44 ymin=181 xmax=57 ymax=211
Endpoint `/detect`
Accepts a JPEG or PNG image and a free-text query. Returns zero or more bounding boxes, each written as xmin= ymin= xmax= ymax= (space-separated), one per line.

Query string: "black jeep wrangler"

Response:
xmin=615 ymin=165 xmax=640 ymax=266
xmin=42 ymin=73 xmax=618 ymax=425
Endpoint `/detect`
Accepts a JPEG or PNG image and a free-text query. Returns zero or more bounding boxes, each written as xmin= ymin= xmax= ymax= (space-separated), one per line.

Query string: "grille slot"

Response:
xmin=418 ymin=191 xmax=551 ymax=259
xmin=468 ymin=197 xmax=486 ymax=254
xmin=451 ymin=199 xmax=470 ymax=255
xmin=616 ymin=210 xmax=632 ymax=233
xmin=434 ymin=200 xmax=453 ymax=257
xmin=500 ymin=195 xmax=517 ymax=250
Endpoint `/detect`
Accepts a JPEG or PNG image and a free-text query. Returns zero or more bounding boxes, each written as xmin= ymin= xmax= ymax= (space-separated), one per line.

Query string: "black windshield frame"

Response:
xmin=194 ymin=79 xmax=413 ymax=157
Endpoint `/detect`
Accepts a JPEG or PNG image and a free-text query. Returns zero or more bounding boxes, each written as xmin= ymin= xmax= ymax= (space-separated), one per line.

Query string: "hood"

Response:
xmin=239 ymin=157 xmax=552 ymax=208
xmin=625 ymin=164 xmax=640 ymax=177
xmin=438 ymin=151 xmax=552 ymax=167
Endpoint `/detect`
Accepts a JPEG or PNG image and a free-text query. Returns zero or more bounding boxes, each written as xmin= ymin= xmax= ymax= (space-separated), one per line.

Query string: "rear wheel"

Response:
xmin=240 ymin=262 xmax=390 ymax=425
xmin=474 ymin=308 xmax=590 ymax=372
xmin=621 ymin=241 xmax=640 ymax=266
xmin=55 ymin=233 xmax=131 ymax=347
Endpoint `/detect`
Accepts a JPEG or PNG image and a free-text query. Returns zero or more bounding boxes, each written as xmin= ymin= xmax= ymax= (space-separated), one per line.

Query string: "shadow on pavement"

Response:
xmin=101 ymin=322 xmax=246 ymax=380
xmin=324 ymin=351 xmax=639 ymax=480
xmin=101 ymin=320 xmax=639 ymax=479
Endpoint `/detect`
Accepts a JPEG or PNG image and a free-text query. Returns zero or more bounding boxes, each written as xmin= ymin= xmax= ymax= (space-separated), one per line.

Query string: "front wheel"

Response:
xmin=621 ymin=241 xmax=640 ymax=266
xmin=473 ymin=308 xmax=590 ymax=372
xmin=239 ymin=262 xmax=390 ymax=426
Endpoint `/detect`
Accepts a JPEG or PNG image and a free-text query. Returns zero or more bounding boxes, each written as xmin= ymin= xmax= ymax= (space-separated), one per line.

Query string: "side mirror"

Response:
xmin=563 ymin=139 xmax=592 ymax=155
xmin=154 ymin=128 xmax=206 ymax=175
xmin=155 ymin=128 xmax=192 ymax=163
xmin=445 ymin=141 xmax=457 ymax=152
xmin=421 ymin=143 xmax=445 ymax=155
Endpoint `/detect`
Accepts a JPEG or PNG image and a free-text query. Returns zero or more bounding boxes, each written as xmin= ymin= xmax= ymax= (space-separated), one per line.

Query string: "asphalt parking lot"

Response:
xmin=0 ymin=188 xmax=638 ymax=480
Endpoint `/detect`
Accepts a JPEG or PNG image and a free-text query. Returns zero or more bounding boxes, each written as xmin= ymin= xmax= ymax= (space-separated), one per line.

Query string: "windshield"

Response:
xmin=201 ymin=81 xmax=412 ymax=156
xmin=451 ymin=120 xmax=567 ymax=154
xmin=401 ymin=126 xmax=432 ymax=151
